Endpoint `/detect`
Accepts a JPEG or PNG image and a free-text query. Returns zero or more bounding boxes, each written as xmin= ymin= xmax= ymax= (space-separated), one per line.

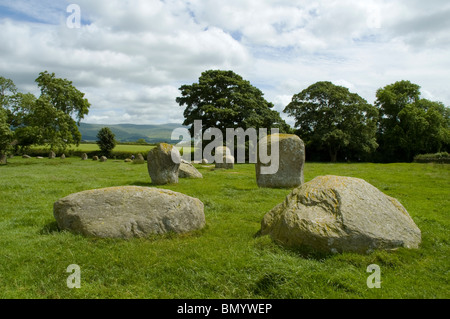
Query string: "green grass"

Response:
xmin=0 ymin=158 xmax=449 ymax=299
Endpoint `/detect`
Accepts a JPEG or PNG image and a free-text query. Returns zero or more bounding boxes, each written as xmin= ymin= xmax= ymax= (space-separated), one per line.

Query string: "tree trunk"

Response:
xmin=329 ymin=149 xmax=337 ymax=163
xmin=0 ymin=152 xmax=7 ymax=165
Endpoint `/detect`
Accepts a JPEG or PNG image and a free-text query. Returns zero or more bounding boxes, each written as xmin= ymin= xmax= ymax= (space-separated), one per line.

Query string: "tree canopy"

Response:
xmin=0 ymin=72 xmax=91 ymax=155
xmin=176 ymin=70 xmax=290 ymax=136
xmin=96 ymin=127 xmax=117 ymax=156
xmin=284 ymin=81 xmax=379 ymax=162
xmin=376 ymin=80 xmax=450 ymax=162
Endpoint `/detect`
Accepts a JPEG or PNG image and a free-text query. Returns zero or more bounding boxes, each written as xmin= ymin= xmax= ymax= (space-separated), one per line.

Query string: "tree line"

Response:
xmin=178 ymin=70 xmax=449 ymax=163
xmin=1 ymin=70 xmax=449 ymax=164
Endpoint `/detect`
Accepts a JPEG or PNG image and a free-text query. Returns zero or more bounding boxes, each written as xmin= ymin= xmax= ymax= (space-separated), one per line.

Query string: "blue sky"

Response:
xmin=1 ymin=0 xmax=449 ymax=125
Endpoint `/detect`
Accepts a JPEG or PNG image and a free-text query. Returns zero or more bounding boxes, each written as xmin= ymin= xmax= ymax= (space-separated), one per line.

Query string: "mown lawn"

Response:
xmin=0 ymin=157 xmax=448 ymax=299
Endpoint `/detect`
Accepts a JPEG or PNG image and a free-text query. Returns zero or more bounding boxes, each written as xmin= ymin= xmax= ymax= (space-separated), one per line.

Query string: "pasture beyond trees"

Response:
xmin=0 ymin=158 xmax=448 ymax=298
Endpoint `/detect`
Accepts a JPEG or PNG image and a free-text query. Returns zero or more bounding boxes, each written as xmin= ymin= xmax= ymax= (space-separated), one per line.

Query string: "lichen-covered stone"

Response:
xmin=147 ymin=143 xmax=180 ymax=185
xmin=256 ymin=134 xmax=305 ymax=188
xmin=261 ymin=175 xmax=421 ymax=254
xmin=53 ymin=186 xmax=205 ymax=238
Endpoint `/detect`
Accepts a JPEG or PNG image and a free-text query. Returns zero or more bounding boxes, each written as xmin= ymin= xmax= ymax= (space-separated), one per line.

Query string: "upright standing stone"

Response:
xmin=147 ymin=143 xmax=181 ymax=185
xmin=256 ymin=134 xmax=305 ymax=188
xmin=49 ymin=151 xmax=56 ymax=159
xmin=60 ymin=154 xmax=66 ymax=160
xmin=81 ymin=153 xmax=88 ymax=160
xmin=92 ymin=156 xmax=99 ymax=161
xmin=100 ymin=156 xmax=107 ymax=162
xmin=0 ymin=153 xmax=6 ymax=165
xmin=133 ymin=153 xmax=146 ymax=164
xmin=215 ymin=146 xmax=234 ymax=169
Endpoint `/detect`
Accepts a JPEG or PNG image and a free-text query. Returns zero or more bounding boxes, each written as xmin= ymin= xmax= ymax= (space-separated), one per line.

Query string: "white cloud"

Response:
xmin=0 ymin=0 xmax=448 ymax=126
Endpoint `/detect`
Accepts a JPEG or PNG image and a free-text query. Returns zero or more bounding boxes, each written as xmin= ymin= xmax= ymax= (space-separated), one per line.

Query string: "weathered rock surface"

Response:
xmin=100 ymin=156 xmax=107 ymax=162
xmin=49 ymin=151 xmax=56 ymax=159
xmin=81 ymin=153 xmax=88 ymax=160
xmin=179 ymin=160 xmax=203 ymax=179
xmin=256 ymin=134 xmax=305 ymax=188
xmin=147 ymin=143 xmax=180 ymax=185
xmin=133 ymin=153 xmax=146 ymax=164
xmin=92 ymin=156 xmax=99 ymax=161
xmin=215 ymin=155 xmax=234 ymax=169
xmin=261 ymin=175 xmax=421 ymax=254
xmin=53 ymin=186 xmax=205 ymax=238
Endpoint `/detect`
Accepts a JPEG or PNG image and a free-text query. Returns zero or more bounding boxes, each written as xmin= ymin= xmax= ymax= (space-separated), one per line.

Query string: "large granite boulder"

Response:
xmin=256 ymin=134 xmax=305 ymax=188
xmin=53 ymin=186 xmax=205 ymax=238
xmin=179 ymin=160 xmax=203 ymax=179
xmin=147 ymin=143 xmax=180 ymax=185
xmin=260 ymin=175 xmax=421 ymax=254
xmin=49 ymin=151 xmax=56 ymax=159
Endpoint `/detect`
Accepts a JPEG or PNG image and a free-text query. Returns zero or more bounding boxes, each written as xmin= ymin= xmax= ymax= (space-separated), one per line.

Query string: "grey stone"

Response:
xmin=0 ymin=153 xmax=6 ymax=165
xmin=22 ymin=155 xmax=31 ymax=159
xmin=133 ymin=153 xmax=146 ymax=164
xmin=100 ymin=156 xmax=107 ymax=162
xmin=202 ymin=158 xmax=209 ymax=164
xmin=124 ymin=158 xmax=132 ymax=163
xmin=49 ymin=151 xmax=56 ymax=159
xmin=60 ymin=154 xmax=66 ymax=160
xmin=179 ymin=160 xmax=203 ymax=179
xmin=92 ymin=156 xmax=99 ymax=161
xmin=81 ymin=153 xmax=88 ymax=160
xmin=53 ymin=186 xmax=205 ymax=238
xmin=260 ymin=175 xmax=422 ymax=254
xmin=215 ymin=155 xmax=234 ymax=169
xmin=147 ymin=143 xmax=180 ymax=185
xmin=256 ymin=134 xmax=305 ymax=188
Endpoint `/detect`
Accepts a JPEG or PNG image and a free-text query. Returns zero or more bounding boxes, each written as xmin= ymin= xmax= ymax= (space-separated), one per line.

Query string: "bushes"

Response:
xmin=414 ymin=152 xmax=450 ymax=164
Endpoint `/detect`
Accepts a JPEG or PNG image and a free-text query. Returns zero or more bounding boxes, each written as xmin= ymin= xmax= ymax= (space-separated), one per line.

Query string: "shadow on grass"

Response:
xmin=39 ymin=221 xmax=60 ymax=235
xmin=253 ymin=230 xmax=335 ymax=261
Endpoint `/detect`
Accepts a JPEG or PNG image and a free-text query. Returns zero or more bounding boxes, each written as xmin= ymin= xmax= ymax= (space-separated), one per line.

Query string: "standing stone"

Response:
xmin=133 ymin=153 xmax=146 ymax=164
xmin=179 ymin=160 xmax=203 ymax=179
xmin=215 ymin=155 xmax=234 ymax=169
xmin=256 ymin=134 xmax=305 ymax=188
xmin=22 ymin=155 xmax=31 ymax=159
xmin=81 ymin=153 xmax=88 ymax=160
xmin=53 ymin=186 xmax=205 ymax=238
xmin=201 ymin=158 xmax=209 ymax=164
xmin=260 ymin=175 xmax=422 ymax=254
xmin=100 ymin=156 xmax=107 ymax=162
xmin=60 ymin=154 xmax=66 ymax=160
xmin=49 ymin=151 xmax=56 ymax=159
xmin=147 ymin=143 xmax=180 ymax=185
xmin=92 ymin=156 xmax=99 ymax=161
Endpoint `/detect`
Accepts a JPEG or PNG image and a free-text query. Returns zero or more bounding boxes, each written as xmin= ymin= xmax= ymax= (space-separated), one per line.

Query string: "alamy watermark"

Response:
xmin=66 ymin=4 xmax=81 ymax=29
xmin=366 ymin=264 xmax=381 ymax=289
xmin=171 ymin=120 xmax=280 ymax=174
xmin=67 ymin=264 xmax=81 ymax=289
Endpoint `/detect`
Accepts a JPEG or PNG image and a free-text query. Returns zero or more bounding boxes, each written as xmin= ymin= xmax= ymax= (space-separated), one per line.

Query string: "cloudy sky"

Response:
xmin=1 ymin=0 xmax=449 ymax=126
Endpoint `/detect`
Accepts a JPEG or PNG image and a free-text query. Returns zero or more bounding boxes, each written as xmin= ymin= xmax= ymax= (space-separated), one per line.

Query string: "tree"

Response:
xmin=96 ymin=127 xmax=116 ymax=156
xmin=284 ymin=81 xmax=379 ymax=162
xmin=32 ymin=71 xmax=90 ymax=151
xmin=0 ymin=107 xmax=13 ymax=164
xmin=176 ymin=70 xmax=290 ymax=136
xmin=0 ymin=76 xmax=19 ymax=163
xmin=376 ymin=80 xmax=449 ymax=162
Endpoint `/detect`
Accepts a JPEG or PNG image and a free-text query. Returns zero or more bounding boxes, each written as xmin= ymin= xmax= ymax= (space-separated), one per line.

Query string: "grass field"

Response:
xmin=0 ymin=157 xmax=449 ymax=299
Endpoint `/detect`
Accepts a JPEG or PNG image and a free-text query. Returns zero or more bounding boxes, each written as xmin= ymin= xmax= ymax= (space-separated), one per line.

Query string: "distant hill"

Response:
xmin=78 ymin=123 xmax=188 ymax=143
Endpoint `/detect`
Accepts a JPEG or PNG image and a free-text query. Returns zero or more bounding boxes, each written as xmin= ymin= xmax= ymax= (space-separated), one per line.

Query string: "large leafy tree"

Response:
xmin=376 ymin=80 xmax=449 ymax=162
xmin=284 ymin=81 xmax=379 ymax=162
xmin=176 ymin=70 xmax=290 ymax=136
xmin=32 ymin=71 xmax=90 ymax=151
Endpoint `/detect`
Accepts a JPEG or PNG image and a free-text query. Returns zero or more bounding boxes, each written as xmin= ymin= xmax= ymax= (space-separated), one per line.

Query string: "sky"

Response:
xmin=0 ymin=0 xmax=449 ymax=126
